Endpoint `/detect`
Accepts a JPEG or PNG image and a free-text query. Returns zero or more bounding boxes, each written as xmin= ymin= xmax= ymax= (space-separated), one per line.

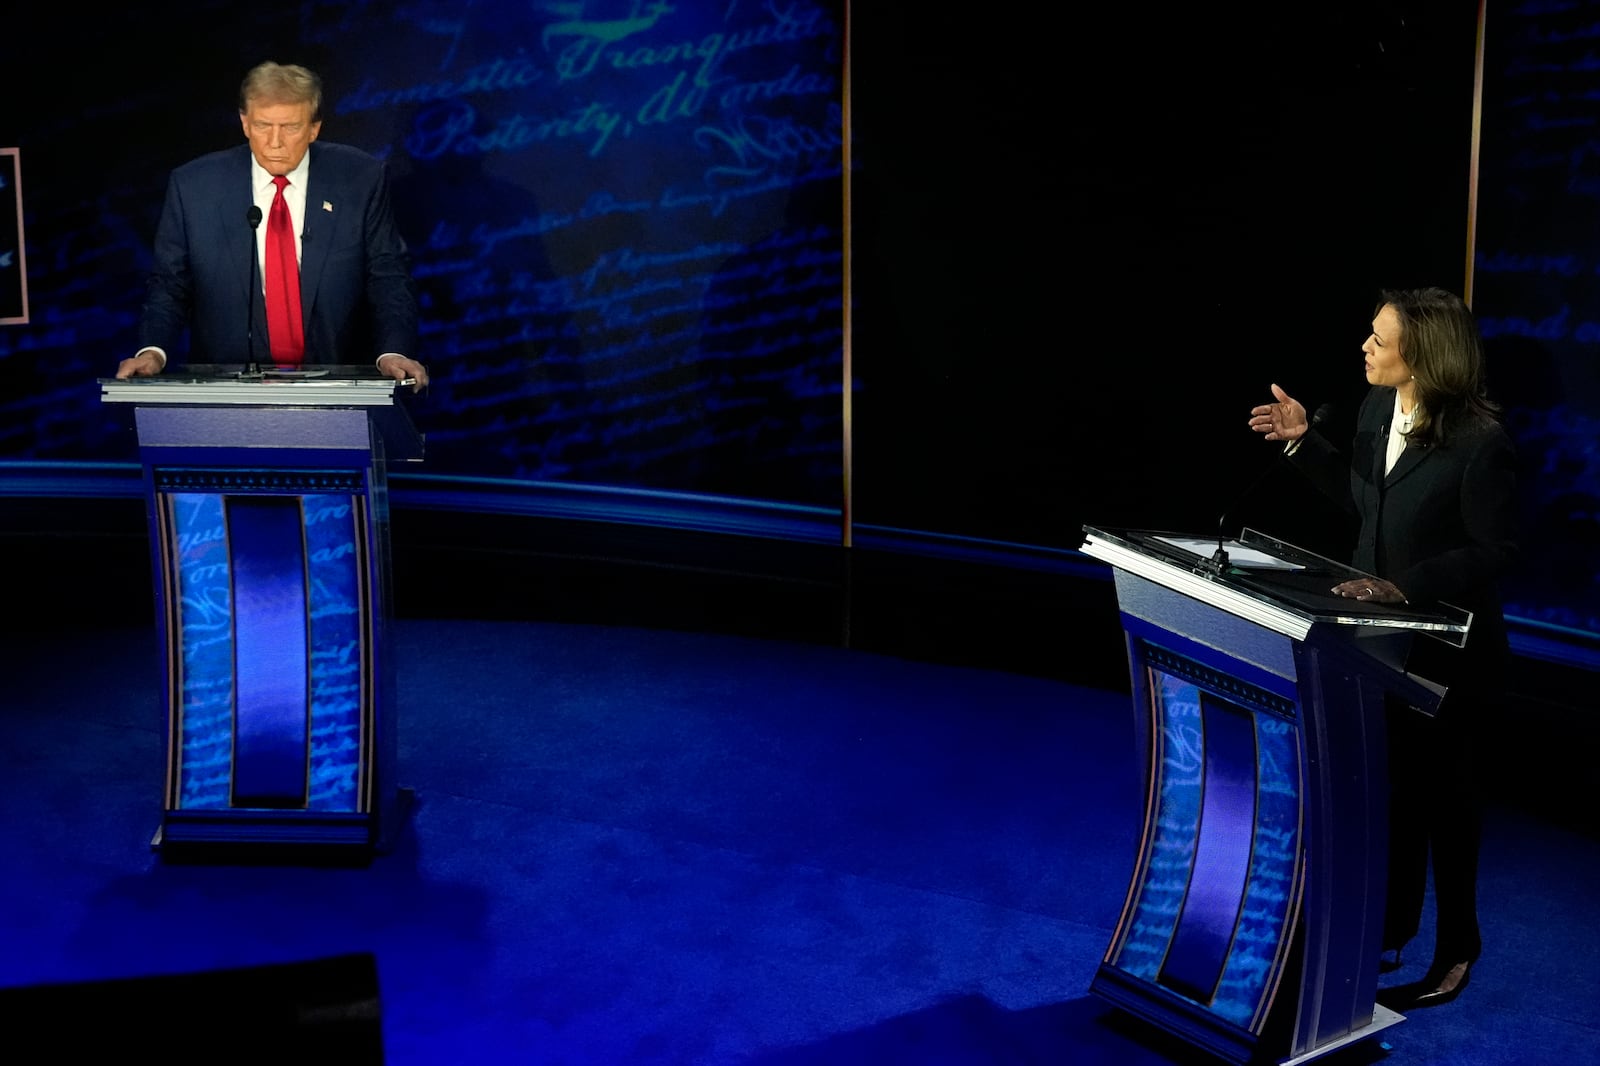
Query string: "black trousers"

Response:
xmin=1382 ymin=680 xmax=1490 ymax=966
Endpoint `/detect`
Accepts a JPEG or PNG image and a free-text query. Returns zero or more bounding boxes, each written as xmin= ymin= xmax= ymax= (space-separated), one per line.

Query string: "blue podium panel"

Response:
xmin=160 ymin=479 xmax=371 ymax=819
xmin=153 ymin=469 xmax=389 ymax=851
xmin=1099 ymin=633 xmax=1306 ymax=1061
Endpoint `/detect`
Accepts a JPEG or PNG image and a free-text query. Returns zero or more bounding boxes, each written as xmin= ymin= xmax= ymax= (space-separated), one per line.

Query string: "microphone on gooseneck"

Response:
xmin=245 ymin=205 xmax=263 ymax=376
xmin=1204 ymin=402 xmax=1335 ymax=574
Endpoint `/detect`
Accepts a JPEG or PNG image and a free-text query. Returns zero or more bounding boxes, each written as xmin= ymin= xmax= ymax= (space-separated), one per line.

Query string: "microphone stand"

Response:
xmin=243 ymin=204 xmax=263 ymax=378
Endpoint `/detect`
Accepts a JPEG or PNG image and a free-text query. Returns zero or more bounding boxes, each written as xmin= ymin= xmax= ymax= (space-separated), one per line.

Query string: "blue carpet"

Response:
xmin=2 ymin=619 xmax=1596 ymax=1064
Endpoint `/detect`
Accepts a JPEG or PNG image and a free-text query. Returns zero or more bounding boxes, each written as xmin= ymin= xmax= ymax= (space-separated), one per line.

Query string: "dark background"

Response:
xmin=0 ymin=2 xmax=1593 ymax=668
xmin=853 ymin=4 xmax=1480 ymax=552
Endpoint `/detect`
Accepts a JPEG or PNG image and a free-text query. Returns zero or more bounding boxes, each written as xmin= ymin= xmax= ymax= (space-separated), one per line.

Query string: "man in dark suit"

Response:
xmin=115 ymin=61 xmax=427 ymax=389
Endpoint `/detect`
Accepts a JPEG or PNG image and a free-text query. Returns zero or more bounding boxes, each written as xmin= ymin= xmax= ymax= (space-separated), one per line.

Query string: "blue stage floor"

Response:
xmin=3 ymin=618 xmax=1597 ymax=1065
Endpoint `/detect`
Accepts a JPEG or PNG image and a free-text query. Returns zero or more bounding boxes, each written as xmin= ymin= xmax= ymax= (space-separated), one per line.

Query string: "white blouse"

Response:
xmin=1386 ymin=391 xmax=1416 ymax=474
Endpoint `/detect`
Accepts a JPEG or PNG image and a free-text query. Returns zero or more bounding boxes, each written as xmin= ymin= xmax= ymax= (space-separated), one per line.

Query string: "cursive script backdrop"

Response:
xmin=0 ymin=1 xmax=844 ymax=507
xmin=0 ymin=2 xmax=1595 ymax=652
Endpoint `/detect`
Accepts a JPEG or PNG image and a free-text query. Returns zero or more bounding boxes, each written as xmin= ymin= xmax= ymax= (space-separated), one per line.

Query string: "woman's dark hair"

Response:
xmin=1380 ymin=286 xmax=1500 ymax=445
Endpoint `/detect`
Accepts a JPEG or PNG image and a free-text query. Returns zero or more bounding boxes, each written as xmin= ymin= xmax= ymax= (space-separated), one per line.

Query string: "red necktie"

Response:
xmin=265 ymin=175 xmax=305 ymax=366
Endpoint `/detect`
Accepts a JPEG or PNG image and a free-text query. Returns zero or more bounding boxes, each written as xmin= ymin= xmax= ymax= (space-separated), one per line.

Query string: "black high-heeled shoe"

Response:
xmin=1409 ymin=960 xmax=1473 ymax=1008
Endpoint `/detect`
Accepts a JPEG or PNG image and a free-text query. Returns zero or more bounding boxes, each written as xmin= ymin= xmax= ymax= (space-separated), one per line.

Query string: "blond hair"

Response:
xmin=239 ymin=62 xmax=323 ymax=121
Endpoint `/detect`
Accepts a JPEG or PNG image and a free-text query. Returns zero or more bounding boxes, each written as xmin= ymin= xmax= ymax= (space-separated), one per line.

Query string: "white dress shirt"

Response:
xmin=250 ymin=154 xmax=310 ymax=279
xmin=248 ymin=154 xmax=404 ymax=372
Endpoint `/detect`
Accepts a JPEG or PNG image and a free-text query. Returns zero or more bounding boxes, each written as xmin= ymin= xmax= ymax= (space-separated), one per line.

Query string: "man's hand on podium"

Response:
xmin=377 ymin=354 xmax=428 ymax=392
xmin=115 ymin=349 xmax=165 ymax=379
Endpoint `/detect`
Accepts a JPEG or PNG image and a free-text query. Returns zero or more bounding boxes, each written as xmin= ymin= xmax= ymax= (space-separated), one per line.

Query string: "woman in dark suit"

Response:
xmin=1248 ymin=286 xmax=1518 ymax=1009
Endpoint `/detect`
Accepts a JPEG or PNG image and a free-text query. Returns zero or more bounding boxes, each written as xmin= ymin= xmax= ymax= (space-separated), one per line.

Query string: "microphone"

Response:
xmin=245 ymin=205 xmax=263 ymax=376
xmin=1203 ymin=402 xmax=1334 ymax=574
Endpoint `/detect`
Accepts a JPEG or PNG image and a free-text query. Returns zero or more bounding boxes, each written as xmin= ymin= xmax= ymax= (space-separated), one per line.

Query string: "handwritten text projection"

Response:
xmin=1476 ymin=4 xmax=1600 ymax=404
xmin=1472 ymin=2 xmax=1600 ymax=633
xmin=335 ymin=0 xmax=848 ymax=504
xmin=0 ymin=0 xmax=847 ymax=509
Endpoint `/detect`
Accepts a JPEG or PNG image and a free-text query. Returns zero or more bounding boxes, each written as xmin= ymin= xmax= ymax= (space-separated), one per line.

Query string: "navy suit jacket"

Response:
xmin=1292 ymin=385 xmax=1518 ymax=682
xmin=139 ymin=142 xmax=418 ymax=365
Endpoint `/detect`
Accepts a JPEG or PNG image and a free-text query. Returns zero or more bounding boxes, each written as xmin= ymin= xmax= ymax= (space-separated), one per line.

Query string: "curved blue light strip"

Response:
xmin=171 ymin=492 xmax=236 ymax=809
xmin=390 ymin=472 xmax=841 ymax=543
xmin=1213 ymin=713 xmax=1301 ymax=1027
xmin=227 ymin=496 xmax=310 ymax=809
xmin=1115 ymin=672 xmax=1203 ymax=982
xmin=1158 ymin=696 xmax=1257 ymax=1004
xmin=303 ymin=494 xmax=365 ymax=811
xmin=4 ymin=461 xmax=1591 ymax=667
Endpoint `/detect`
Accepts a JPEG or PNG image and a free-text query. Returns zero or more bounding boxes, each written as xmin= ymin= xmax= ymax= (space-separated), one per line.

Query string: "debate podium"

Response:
xmin=1079 ymin=526 xmax=1470 ymax=1065
xmin=101 ymin=367 xmax=423 ymax=859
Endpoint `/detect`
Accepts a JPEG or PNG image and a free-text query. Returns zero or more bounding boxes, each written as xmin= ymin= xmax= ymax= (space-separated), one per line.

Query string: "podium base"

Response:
xmin=1280 ymin=1004 xmax=1404 ymax=1066
xmin=150 ymin=787 xmax=415 ymax=866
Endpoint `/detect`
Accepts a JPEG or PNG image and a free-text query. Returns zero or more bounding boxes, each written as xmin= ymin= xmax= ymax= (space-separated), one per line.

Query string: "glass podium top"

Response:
xmin=99 ymin=365 xmax=423 ymax=460
xmin=100 ymin=365 xmax=408 ymax=407
xmin=1080 ymin=525 xmax=1471 ymax=646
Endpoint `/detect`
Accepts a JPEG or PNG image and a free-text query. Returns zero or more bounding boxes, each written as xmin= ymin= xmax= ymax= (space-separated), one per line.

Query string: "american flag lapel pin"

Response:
xmin=322 ymin=201 xmax=333 ymax=212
